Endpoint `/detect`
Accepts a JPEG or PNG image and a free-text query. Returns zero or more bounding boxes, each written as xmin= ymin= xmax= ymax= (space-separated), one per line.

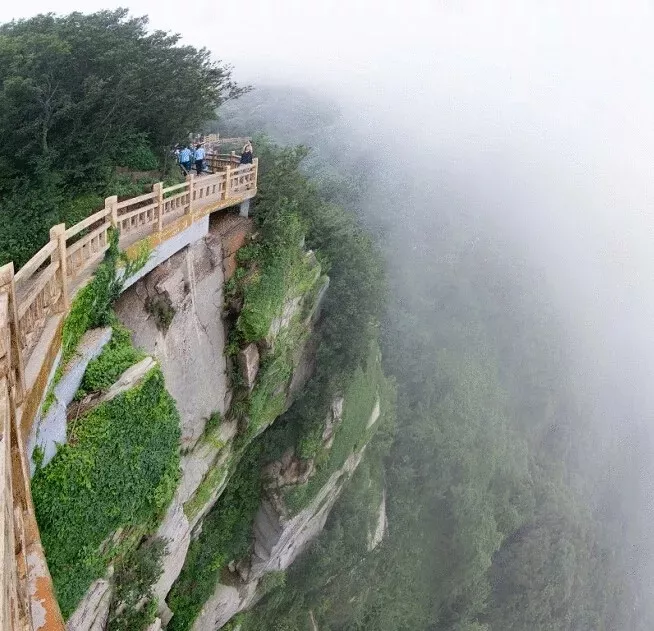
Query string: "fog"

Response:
xmin=5 ymin=0 xmax=654 ymax=623
xmin=222 ymin=1 xmax=654 ymax=617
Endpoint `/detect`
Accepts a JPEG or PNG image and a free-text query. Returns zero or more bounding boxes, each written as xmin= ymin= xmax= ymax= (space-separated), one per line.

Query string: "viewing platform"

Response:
xmin=0 ymin=154 xmax=258 ymax=630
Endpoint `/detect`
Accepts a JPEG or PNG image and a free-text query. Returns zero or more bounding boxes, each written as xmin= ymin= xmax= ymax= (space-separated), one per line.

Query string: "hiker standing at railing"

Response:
xmin=194 ymin=143 xmax=206 ymax=176
xmin=240 ymin=141 xmax=253 ymax=165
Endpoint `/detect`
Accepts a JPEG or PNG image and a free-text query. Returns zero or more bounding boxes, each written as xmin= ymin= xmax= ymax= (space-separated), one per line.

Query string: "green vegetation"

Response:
xmin=107 ymin=538 xmax=166 ymax=631
xmin=76 ymin=321 xmax=145 ymax=398
xmin=61 ymin=230 xmax=123 ymax=362
xmin=0 ymin=9 xmax=247 ymax=267
xmin=284 ymin=344 xmax=394 ymax=513
xmin=203 ymin=410 xmax=223 ymax=437
xmin=235 ymin=211 xmax=312 ymax=343
xmin=246 ymin=336 xmax=296 ymax=435
xmin=253 ymin=141 xmax=384 ymax=374
xmin=183 ymin=462 xmax=229 ymax=521
xmin=31 ymin=368 xmax=180 ymax=618
xmin=61 ymin=228 xmax=149 ymax=364
xmin=168 ymin=444 xmax=263 ymax=631
xmin=146 ymin=293 xmax=176 ymax=332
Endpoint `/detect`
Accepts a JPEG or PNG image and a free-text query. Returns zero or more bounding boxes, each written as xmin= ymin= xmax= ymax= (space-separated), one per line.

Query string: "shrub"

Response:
xmin=31 ymin=368 xmax=180 ymax=617
xmin=77 ymin=320 xmax=145 ymax=398
xmin=108 ymin=538 xmax=166 ymax=631
xmin=146 ymin=293 xmax=175 ymax=332
xmin=116 ymin=142 xmax=160 ymax=172
xmin=168 ymin=443 xmax=262 ymax=631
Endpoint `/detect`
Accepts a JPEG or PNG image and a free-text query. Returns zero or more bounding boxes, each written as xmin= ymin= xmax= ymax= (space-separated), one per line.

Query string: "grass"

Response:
xmin=31 ymin=368 xmax=180 ymax=617
xmin=75 ymin=319 xmax=145 ymax=399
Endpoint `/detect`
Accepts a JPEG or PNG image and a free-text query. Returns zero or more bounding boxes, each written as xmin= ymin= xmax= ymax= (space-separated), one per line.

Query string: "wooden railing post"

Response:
xmin=186 ymin=173 xmax=195 ymax=215
xmin=0 ymin=265 xmax=25 ymax=403
xmin=105 ymin=195 xmax=118 ymax=229
xmin=49 ymin=224 xmax=69 ymax=311
xmin=253 ymin=157 xmax=259 ymax=188
xmin=153 ymin=182 xmax=164 ymax=233
xmin=224 ymin=166 xmax=231 ymax=201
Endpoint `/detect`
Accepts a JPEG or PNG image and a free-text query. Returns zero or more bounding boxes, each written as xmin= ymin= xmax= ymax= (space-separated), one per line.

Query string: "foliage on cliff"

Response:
xmin=284 ymin=343 xmax=395 ymax=513
xmin=228 ymin=140 xmax=389 ymax=521
xmin=76 ymin=321 xmax=146 ymax=398
xmin=0 ymin=8 xmax=247 ymax=267
xmin=253 ymin=141 xmax=384 ymax=375
xmin=61 ymin=227 xmax=148 ymax=363
xmin=168 ymin=136 xmax=389 ymax=629
xmin=167 ymin=444 xmax=263 ymax=631
xmin=107 ymin=537 xmax=166 ymax=631
xmin=219 ymin=87 xmax=635 ymax=631
xmin=32 ymin=368 xmax=180 ymax=618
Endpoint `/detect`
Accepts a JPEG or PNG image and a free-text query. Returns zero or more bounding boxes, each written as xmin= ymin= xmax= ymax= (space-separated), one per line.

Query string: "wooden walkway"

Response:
xmin=0 ymin=153 xmax=257 ymax=630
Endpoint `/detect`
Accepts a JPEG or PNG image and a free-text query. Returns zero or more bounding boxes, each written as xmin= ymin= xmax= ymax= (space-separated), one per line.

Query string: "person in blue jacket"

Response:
xmin=179 ymin=146 xmax=192 ymax=174
xmin=194 ymin=143 xmax=206 ymax=175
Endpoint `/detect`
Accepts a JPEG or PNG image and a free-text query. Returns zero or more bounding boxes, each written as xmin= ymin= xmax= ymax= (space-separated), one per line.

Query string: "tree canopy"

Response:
xmin=0 ymin=9 xmax=247 ymax=267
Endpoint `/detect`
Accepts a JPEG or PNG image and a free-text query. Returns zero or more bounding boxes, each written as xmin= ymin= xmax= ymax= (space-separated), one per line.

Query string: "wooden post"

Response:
xmin=0 ymin=265 xmax=25 ymax=403
xmin=186 ymin=173 xmax=195 ymax=215
xmin=153 ymin=182 xmax=164 ymax=233
xmin=253 ymin=157 xmax=259 ymax=189
xmin=49 ymin=224 xmax=69 ymax=311
xmin=105 ymin=195 xmax=118 ymax=230
xmin=224 ymin=166 xmax=231 ymax=201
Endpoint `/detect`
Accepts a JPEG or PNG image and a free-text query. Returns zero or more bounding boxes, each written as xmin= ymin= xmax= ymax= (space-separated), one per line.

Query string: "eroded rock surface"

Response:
xmin=65 ymin=576 xmax=112 ymax=631
xmin=367 ymin=486 xmax=388 ymax=551
xmin=116 ymin=236 xmax=228 ymax=448
xmin=191 ymin=448 xmax=365 ymax=630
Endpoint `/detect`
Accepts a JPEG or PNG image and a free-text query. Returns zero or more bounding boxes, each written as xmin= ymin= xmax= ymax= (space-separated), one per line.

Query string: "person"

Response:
xmin=240 ymin=141 xmax=253 ymax=165
xmin=194 ymin=143 xmax=206 ymax=175
xmin=179 ymin=145 xmax=192 ymax=174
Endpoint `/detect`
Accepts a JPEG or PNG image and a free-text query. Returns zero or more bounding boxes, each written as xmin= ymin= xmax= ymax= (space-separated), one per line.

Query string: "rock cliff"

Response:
xmin=39 ymin=209 xmax=386 ymax=631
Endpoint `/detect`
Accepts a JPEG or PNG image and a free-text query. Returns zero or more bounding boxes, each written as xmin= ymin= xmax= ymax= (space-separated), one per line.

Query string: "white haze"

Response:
xmin=3 ymin=0 xmax=654 ymax=610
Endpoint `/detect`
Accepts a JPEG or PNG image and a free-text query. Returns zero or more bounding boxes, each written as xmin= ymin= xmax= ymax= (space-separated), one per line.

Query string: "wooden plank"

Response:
xmin=163 ymin=192 xmax=189 ymax=212
xmin=17 ymin=262 xmax=60 ymax=319
xmin=64 ymin=207 xmax=110 ymax=240
xmin=163 ymin=182 xmax=188 ymax=194
xmin=0 ymin=376 xmax=14 ymax=631
xmin=116 ymin=191 xmax=156 ymax=209
xmin=66 ymin=222 xmax=111 ymax=256
xmin=14 ymin=241 xmax=57 ymax=287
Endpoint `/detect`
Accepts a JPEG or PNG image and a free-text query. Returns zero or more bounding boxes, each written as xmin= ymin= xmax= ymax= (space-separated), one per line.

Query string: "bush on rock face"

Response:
xmin=32 ymin=368 xmax=180 ymax=617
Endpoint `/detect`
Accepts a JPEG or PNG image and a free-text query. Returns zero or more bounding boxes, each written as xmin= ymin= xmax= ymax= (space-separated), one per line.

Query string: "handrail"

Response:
xmin=14 ymin=241 xmax=58 ymax=286
xmin=64 ymin=208 xmax=110 ymax=240
xmin=0 ymin=156 xmax=258 ymax=629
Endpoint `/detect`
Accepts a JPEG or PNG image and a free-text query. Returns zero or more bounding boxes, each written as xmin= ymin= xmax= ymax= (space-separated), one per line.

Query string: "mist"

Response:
xmin=221 ymin=0 xmax=654 ymax=623
xmin=4 ymin=0 xmax=654 ymax=625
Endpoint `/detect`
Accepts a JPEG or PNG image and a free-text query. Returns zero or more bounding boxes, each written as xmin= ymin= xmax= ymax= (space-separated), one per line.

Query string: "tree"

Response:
xmin=0 ymin=9 xmax=248 ymax=266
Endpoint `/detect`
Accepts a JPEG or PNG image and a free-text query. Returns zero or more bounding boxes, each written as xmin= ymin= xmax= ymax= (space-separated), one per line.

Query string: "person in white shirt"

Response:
xmin=194 ymin=144 xmax=206 ymax=175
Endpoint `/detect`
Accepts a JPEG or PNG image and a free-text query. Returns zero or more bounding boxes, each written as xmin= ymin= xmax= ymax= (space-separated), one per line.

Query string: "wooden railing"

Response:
xmin=0 ymin=273 xmax=64 ymax=631
xmin=0 ymin=153 xmax=257 ymax=629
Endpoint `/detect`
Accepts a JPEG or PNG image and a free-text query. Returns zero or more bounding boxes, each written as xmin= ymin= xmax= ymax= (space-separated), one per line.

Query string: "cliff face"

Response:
xmin=190 ymin=447 xmax=366 ymax=631
xmin=37 ymin=208 xmax=386 ymax=631
xmin=114 ymin=218 xmax=253 ymax=620
xmin=116 ymin=227 xmax=233 ymax=448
